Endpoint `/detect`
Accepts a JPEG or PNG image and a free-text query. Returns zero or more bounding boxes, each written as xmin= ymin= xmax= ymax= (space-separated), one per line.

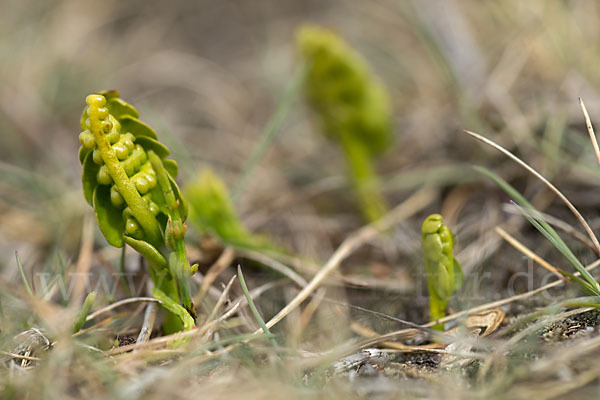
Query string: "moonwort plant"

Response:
xmin=421 ymin=214 xmax=463 ymax=330
xmin=78 ymin=91 xmax=196 ymax=333
xmin=297 ymin=25 xmax=392 ymax=222
xmin=185 ymin=169 xmax=271 ymax=250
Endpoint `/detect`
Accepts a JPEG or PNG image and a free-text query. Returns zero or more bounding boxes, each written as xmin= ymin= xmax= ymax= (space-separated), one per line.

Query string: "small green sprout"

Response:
xmin=421 ymin=214 xmax=463 ymax=330
xmin=78 ymin=91 xmax=195 ymax=333
xmin=185 ymin=169 xmax=270 ymax=250
xmin=297 ymin=25 xmax=392 ymax=222
xmin=73 ymin=291 xmax=96 ymax=334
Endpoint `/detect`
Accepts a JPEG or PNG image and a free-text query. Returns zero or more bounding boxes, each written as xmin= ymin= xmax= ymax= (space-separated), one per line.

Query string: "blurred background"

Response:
xmin=2 ymin=0 xmax=600 ymax=314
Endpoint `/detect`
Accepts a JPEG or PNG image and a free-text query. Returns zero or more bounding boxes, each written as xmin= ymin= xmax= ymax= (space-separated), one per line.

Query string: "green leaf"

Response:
xmin=107 ymin=97 xmax=139 ymax=120
xmin=163 ymin=159 xmax=178 ymax=178
xmin=148 ymin=184 xmax=168 ymax=214
xmin=169 ymin=174 xmax=187 ymax=221
xmin=120 ymin=116 xmax=158 ymax=140
xmin=135 ymin=136 xmax=171 ymax=159
xmin=123 ymin=235 xmax=168 ymax=271
xmin=79 ymin=145 xmax=92 ymax=165
xmin=98 ymin=90 xmax=120 ymax=101
xmin=151 ymin=287 xmax=194 ymax=331
xmin=93 ymin=185 xmax=125 ymax=248
xmin=82 ymin=151 xmax=100 ymax=205
xmin=453 ymin=258 xmax=463 ymax=291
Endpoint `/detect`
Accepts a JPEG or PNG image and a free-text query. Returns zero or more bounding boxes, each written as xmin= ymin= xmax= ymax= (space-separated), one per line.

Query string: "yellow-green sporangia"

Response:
xmin=421 ymin=214 xmax=463 ymax=331
xmin=78 ymin=90 xmax=196 ymax=333
xmin=297 ymin=25 xmax=392 ymax=222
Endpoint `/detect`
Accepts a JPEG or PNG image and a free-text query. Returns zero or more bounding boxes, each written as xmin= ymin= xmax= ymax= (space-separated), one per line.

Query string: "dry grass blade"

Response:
xmin=464 ymin=129 xmax=600 ymax=255
xmin=259 ymin=187 xmax=437 ymax=332
xmin=579 ymin=97 xmax=600 ymax=167
xmin=350 ymin=321 xmax=442 ymax=352
xmin=85 ymin=297 xmax=160 ymax=322
xmin=0 ymin=351 xmax=41 ymax=362
xmin=194 ymin=247 xmax=235 ymax=305
xmin=108 ymin=301 xmax=244 ymax=355
xmin=298 ymin=288 xmax=325 ymax=334
xmin=495 ymin=226 xmax=564 ymax=279
xmin=204 ymin=275 xmax=237 ymax=325
xmin=501 ymin=204 xmax=596 ymax=253
xmin=70 ymin=214 xmax=95 ymax=306
xmin=237 ymin=249 xmax=308 ymax=287
xmin=134 ymin=302 xmax=158 ymax=349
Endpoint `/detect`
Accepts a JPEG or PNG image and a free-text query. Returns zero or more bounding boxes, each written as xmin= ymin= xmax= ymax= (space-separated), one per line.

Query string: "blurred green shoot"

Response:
xmin=297 ymin=25 xmax=392 ymax=222
xmin=421 ymin=214 xmax=463 ymax=330
xmin=185 ymin=169 xmax=271 ymax=251
xmin=73 ymin=291 xmax=96 ymax=334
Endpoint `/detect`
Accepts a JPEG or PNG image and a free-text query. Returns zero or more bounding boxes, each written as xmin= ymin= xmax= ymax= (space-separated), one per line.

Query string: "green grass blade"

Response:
xmin=73 ymin=291 xmax=96 ymax=333
xmin=15 ymin=251 xmax=33 ymax=297
xmin=475 ymin=166 xmax=600 ymax=294
xmin=511 ymin=201 xmax=600 ymax=293
xmin=237 ymin=265 xmax=277 ymax=347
